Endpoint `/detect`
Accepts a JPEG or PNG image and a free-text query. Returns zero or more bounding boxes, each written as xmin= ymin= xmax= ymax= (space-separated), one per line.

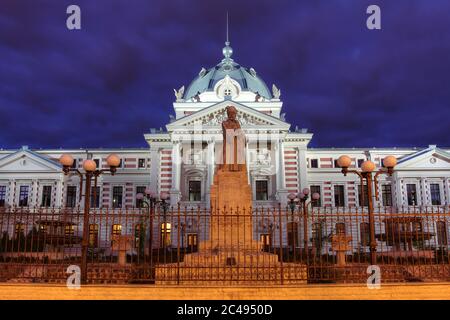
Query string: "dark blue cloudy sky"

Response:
xmin=0 ymin=0 xmax=449 ymax=149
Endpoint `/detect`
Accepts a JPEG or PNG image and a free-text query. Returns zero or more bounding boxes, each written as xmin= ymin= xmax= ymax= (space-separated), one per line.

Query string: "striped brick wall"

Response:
xmin=284 ymin=149 xmax=298 ymax=193
xmin=320 ymin=157 xmax=333 ymax=168
xmin=347 ymin=181 xmax=356 ymax=207
xmin=102 ymin=182 xmax=110 ymax=208
xmin=160 ymin=150 xmax=172 ymax=194
xmin=125 ymin=182 xmax=134 ymax=208
xmin=323 ymin=182 xmax=332 ymax=207
xmin=124 ymin=158 xmax=137 ymax=169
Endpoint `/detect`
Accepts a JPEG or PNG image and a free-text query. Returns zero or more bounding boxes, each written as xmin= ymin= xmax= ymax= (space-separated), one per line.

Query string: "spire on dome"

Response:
xmin=222 ymin=12 xmax=233 ymax=61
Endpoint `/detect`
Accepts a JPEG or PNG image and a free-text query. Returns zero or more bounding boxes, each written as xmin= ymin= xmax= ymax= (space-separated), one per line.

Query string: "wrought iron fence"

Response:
xmin=0 ymin=205 xmax=449 ymax=285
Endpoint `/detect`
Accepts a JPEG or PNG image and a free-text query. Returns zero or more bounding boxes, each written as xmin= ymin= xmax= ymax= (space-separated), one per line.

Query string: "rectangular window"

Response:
xmin=112 ymin=186 xmax=123 ymax=208
xmin=287 ymin=222 xmax=299 ymax=247
xmin=65 ymin=225 xmax=75 ymax=236
xmin=334 ymin=159 xmax=340 ymax=168
xmin=19 ymin=186 xmax=29 ymax=207
xmin=406 ymin=184 xmax=417 ymax=206
xmin=15 ymin=223 xmax=25 ymax=237
xmin=382 ymin=184 xmax=393 ymax=206
xmin=138 ymin=159 xmax=146 ymax=168
xmin=90 ymin=186 xmax=100 ymax=208
xmin=334 ymin=185 xmax=345 ymax=207
xmin=89 ymin=224 xmax=98 ymax=247
xmin=358 ymin=184 xmax=369 ymax=207
xmin=310 ymin=185 xmax=321 ymax=207
xmin=136 ymin=186 xmax=146 ymax=208
xmin=357 ymin=159 xmax=364 ymax=168
xmin=312 ymin=223 xmax=323 ymax=246
xmin=255 ymin=180 xmax=268 ymax=201
xmin=430 ymin=184 xmax=441 ymax=205
xmin=71 ymin=159 xmax=77 ymax=169
xmin=360 ymin=222 xmax=370 ymax=246
xmin=112 ymin=224 xmax=122 ymax=235
xmin=66 ymin=186 xmax=77 ymax=208
xmin=160 ymin=222 xmax=171 ymax=247
xmin=41 ymin=186 xmax=52 ymax=207
xmin=187 ymin=233 xmax=198 ymax=251
xmin=188 ymin=181 xmax=201 ymax=202
xmin=437 ymin=221 xmax=448 ymax=246
xmin=0 ymin=186 xmax=6 ymax=207
xmin=310 ymin=159 xmax=318 ymax=168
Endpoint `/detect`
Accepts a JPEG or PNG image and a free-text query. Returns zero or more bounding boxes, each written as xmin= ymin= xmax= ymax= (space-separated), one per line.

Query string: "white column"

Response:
xmin=444 ymin=178 xmax=450 ymax=205
xmin=279 ymin=139 xmax=286 ymax=189
xmin=172 ymin=141 xmax=181 ymax=191
xmin=420 ymin=178 xmax=428 ymax=206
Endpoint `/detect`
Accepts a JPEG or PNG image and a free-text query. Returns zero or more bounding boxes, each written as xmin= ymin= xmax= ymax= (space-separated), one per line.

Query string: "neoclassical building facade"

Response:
xmin=1 ymin=43 xmax=449 ymax=210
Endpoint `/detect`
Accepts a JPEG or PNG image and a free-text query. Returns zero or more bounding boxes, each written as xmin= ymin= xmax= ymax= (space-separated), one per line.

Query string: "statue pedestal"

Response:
xmin=156 ymin=166 xmax=306 ymax=285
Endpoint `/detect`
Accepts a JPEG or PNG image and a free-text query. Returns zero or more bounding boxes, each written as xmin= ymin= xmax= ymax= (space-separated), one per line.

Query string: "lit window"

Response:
xmin=138 ymin=159 xmax=146 ymax=168
xmin=89 ymin=224 xmax=99 ymax=247
xmin=65 ymin=225 xmax=75 ymax=236
xmin=160 ymin=222 xmax=171 ymax=247
xmin=112 ymin=224 xmax=122 ymax=235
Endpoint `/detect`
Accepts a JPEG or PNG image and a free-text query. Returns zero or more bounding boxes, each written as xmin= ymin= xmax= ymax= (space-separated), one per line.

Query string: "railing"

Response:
xmin=0 ymin=205 xmax=449 ymax=285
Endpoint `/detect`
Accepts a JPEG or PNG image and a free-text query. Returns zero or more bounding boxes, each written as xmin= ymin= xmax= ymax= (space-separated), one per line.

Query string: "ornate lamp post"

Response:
xmin=298 ymin=188 xmax=320 ymax=256
xmin=59 ymin=153 xmax=120 ymax=284
xmin=337 ymin=155 xmax=397 ymax=265
xmin=287 ymin=189 xmax=320 ymax=259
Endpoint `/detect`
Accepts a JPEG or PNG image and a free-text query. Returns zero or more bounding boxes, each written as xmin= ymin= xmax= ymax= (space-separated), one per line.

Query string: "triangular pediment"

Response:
xmin=396 ymin=146 xmax=450 ymax=170
xmin=166 ymin=100 xmax=290 ymax=131
xmin=0 ymin=148 xmax=62 ymax=173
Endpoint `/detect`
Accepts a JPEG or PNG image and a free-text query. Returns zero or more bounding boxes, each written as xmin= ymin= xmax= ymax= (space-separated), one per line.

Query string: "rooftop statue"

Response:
xmin=173 ymin=85 xmax=185 ymax=102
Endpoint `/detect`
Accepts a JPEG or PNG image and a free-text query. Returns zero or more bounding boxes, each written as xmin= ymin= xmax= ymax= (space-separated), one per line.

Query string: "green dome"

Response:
xmin=184 ymin=43 xmax=272 ymax=100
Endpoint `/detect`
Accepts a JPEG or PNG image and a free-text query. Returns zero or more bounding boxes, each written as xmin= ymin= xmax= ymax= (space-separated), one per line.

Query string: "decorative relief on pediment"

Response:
xmin=184 ymin=108 xmax=272 ymax=127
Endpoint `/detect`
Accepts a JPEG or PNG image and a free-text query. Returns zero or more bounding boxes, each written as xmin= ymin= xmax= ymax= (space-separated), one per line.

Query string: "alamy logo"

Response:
xmin=66 ymin=5 xmax=81 ymax=30
xmin=367 ymin=265 xmax=381 ymax=289
xmin=66 ymin=265 xmax=81 ymax=289
xmin=366 ymin=5 xmax=381 ymax=30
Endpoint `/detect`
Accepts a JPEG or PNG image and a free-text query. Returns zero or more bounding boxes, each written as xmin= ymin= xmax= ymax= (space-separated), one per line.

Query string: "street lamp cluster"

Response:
xmin=59 ymin=153 xmax=121 ymax=283
xmin=337 ymin=154 xmax=397 ymax=264
xmin=287 ymin=188 xmax=320 ymax=257
xmin=135 ymin=190 xmax=170 ymax=255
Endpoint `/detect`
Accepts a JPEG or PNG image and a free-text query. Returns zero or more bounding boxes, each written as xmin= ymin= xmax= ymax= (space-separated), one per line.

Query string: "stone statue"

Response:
xmin=173 ymin=85 xmax=185 ymax=102
xmin=221 ymin=106 xmax=246 ymax=171
xmin=272 ymin=84 xmax=281 ymax=99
